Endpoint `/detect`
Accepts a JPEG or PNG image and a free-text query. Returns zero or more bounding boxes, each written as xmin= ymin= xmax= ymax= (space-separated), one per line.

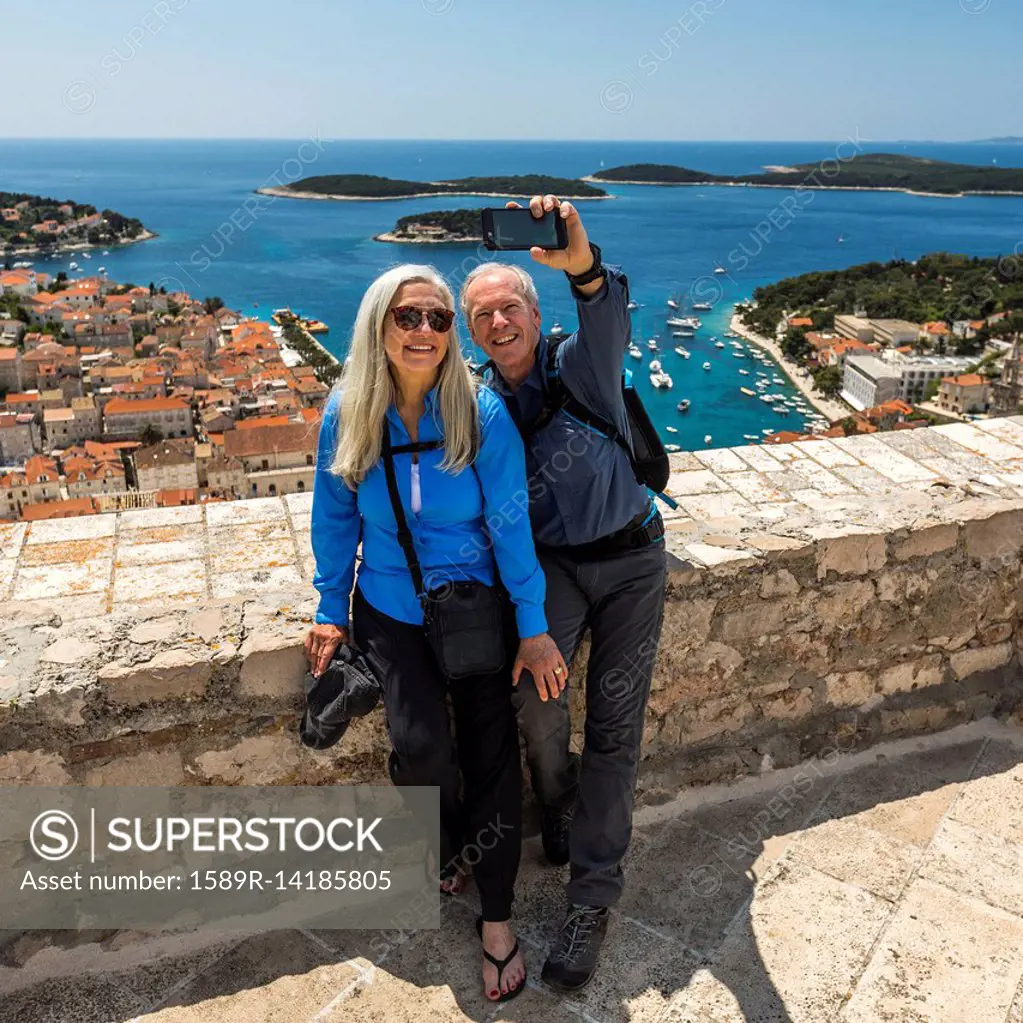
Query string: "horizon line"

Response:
xmin=0 ymin=136 xmax=1019 ymax=144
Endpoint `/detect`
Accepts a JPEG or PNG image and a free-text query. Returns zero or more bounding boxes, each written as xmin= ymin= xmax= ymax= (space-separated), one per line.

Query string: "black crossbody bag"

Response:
xmin=380 ymin=432 xmax=506 ymax=680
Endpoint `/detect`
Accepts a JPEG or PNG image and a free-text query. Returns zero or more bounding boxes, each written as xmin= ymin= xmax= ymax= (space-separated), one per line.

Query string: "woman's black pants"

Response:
xmin=352 ymin=586 xmax=522 ymax=921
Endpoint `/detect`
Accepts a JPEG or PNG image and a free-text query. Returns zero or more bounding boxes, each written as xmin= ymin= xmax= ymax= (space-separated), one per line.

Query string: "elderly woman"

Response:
xmin=304 ymin=264 xmax=566 ymax=1003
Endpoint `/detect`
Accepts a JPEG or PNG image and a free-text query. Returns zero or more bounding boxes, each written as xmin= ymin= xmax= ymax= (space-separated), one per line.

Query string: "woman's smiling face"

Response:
xmin=382 ymin=281 xmax=452 ymax=376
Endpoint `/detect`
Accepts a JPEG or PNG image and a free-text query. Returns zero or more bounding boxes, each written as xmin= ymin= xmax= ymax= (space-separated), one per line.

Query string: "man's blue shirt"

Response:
xmin=484 ymin=267 xmax=652 ymax=547
xmin=310 ymin=384 xmax=548 ymax=638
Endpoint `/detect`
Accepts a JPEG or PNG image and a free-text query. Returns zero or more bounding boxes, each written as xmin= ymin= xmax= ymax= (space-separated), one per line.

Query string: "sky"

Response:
xmin=2 ymin=0 xmax=1020 ymax=141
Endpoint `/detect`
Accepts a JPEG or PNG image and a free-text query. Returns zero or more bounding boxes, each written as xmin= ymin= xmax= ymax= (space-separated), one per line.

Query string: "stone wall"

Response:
xmin=3 ymin=418 xmax=1023 ymax=797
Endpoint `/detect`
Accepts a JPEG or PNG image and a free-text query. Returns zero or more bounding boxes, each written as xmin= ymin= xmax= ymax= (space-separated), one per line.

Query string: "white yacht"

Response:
xmin=627 ymin=300 xmax=639 ymax=311
xmin=702 ymin=361 xmax=711 ymax=370
xmin=666 ymin=316 xmax=687 ymax=327
xmin=704 ymin=434 xmax=713 ymax=445
xmin=628 ymin=344 xmax=643 ymax=360
xmin=549 ymin=321 xmax=564 ymax=336
xmin=743 ymin=433 xmax=760 ymax=441
xmin=650 ymin=371 xmax=673 ymax=389
xmin=667 ymin=298 xmax=679 ymax=310
xmin=677 ymin=399 xmax=690 ymax=412
xmin=738 ymin=368 xmax=749 ymax=375
xmin=647 ymin=338 xmax=659 ymax=350
xmin=649 ymin=359 xmax=662 ymax=373
xmin=666 ymin=426 xmax=678 ymax=434
xmin=714 ymin=263 xmax=728 ymax=275
xmin=665 ymin=443 xmax=682 ymax=452
xmin=715 ymin=340 xmax=726 ymax=349
xmin=674 ymin=346 xmax=690 ymax=358
xmin=692 ymin=301 xmax=713 ymax=311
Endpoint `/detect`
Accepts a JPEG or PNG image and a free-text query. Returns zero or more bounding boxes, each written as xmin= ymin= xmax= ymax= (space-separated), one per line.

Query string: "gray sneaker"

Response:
xmin=541 ymin=904 xmax=610 ymax=992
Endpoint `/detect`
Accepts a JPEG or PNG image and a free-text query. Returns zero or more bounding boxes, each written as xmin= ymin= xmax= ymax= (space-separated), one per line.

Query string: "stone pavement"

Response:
xmin=4 ymin=718 xmax=1023 ymax=1022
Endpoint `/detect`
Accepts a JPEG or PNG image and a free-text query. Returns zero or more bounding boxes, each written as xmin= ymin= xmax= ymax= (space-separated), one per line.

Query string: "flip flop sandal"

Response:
xmin=476 ymin=916 xmax=526 ymax=1003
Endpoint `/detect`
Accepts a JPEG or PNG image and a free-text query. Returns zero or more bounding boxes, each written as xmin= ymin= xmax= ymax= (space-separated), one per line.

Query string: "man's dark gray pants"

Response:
xmin=512 ymin=541 xmax=666 ymax=908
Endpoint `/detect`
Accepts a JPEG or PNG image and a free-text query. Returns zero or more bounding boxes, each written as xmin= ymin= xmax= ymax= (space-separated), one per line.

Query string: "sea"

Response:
xmin=3 ymin=138 xmax=1022 ymax=451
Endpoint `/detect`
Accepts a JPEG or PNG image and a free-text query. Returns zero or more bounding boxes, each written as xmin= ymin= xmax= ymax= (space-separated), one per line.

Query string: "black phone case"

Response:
xmin=481 ymin=207 xmax=569 ymax=250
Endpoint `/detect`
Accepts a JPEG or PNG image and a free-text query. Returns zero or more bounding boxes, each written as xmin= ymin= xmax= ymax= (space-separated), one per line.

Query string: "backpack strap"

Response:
xmin=541 ymin=338 xmax=638 ymax=475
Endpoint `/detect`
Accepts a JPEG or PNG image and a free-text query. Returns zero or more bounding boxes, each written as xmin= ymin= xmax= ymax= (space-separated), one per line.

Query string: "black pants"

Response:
xmin=352 ymin=586 xmax=522 ymax=921
xmin=512 ymin=541 xmax=667 ymax=907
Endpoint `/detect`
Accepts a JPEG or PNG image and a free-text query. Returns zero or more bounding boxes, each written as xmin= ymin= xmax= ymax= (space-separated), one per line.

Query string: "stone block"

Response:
xmin=824 ymin=670 xmax=875 ymax=707
xmin=816 ymin=532 xmax=887 ymax=581
xmin=99 ymin=649 xmax=213 ymax=707
xmin=237 ymin=631 xmax=307 ymax=699
xmin=891 ymin=522 xmax=959 ymax=562
xmin=85 ymin=749 xmax=185 ymax=786
xmin=192 ymin=734 xmax=303 ymax=785
xmin=0 ymin=750 xmax=71 ymax=785
xmin=949 ymin=642 xmax=1014 ymax=680
xmin=760 ymin=568 xmax=800 ymax=598
xmin=714 ymin=601 xmax=788 ymax=645
xmin=878 ymin=654 xmax=945 ymax=695
xmin=962 ymin=507 xmax=1023 ymax=563
xmin=39 ymin=637 xmax=100 ymax=665
xmin=759 ymin=687 xmax=814 ymax=721
xmin=816 ymin=580 xmax=876 ymax=624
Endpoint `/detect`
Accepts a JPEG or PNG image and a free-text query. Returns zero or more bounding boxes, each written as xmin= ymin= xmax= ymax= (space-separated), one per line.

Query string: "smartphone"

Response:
xmin=481 ymin=207 xmax=569 ymax=251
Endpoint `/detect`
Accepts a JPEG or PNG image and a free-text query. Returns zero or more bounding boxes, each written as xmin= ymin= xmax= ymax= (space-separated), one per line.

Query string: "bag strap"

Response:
xmin=380 ymin=430 xmax=427 ymax=600
xmin=541 ymin=338 xmax=639 ymax=475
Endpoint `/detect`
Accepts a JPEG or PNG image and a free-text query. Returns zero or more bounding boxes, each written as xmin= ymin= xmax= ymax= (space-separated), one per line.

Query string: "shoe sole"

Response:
xmin=541 ymin=967 xmax=595 ymax=993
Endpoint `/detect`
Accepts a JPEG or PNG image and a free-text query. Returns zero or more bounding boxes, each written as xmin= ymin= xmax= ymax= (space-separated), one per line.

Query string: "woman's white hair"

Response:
xmin=460 ymin=262 xmax=539 ymax=321
xmin=328 ymin=264 xmax=478 ymax=490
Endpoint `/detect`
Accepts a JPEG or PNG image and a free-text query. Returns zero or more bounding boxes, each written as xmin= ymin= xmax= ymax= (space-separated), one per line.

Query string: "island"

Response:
xmin=375 ymin=208 xmax=483 ymax=244
xmin=257 ymin=173 xmax=608 ymax=202
xmin=0 ymin=191 xmax=153 ymax=256
xmin=586 ymin=154 xmax=1023 ymax=197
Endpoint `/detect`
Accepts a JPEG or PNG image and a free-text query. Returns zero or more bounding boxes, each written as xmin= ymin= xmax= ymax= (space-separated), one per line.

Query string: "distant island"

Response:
xmin=375 ymin=208 xmax=482 ymax=244
xmin=970 ymin=137 xmax=1023 ymax=144
xmin=587 ymin=153 xmax=1023 ymax=197
xmin=0 ymin=191 xmax=153 ymax=255
xmin=257 ymin=173 xmax=608 ymax=202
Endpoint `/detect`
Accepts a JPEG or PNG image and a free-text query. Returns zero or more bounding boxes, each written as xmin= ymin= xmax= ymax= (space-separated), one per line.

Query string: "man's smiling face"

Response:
xmin=464 ymin=268 xmax=542 ymax=382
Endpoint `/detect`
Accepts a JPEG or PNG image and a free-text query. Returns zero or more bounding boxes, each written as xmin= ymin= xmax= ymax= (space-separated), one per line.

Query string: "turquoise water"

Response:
xmin=3 ymin=138 xmax=1022 ymax=450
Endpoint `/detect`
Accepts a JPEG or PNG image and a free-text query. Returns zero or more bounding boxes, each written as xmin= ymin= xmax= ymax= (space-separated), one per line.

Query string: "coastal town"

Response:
xmin=730 ymin=306 xmax=1023 ymax=447
xmin=0 ymin=266 xmax=336 ymax=522
xmin=0 ymin=192 xmax=151 ymax=256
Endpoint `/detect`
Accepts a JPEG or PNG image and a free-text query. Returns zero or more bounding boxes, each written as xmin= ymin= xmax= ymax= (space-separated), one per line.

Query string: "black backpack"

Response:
xmin=479 ymin=337 xmax=671 ymax=495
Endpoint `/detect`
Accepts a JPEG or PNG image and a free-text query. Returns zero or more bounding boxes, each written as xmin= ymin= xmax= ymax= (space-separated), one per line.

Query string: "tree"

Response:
xmin=812 ymin=364 xmax=842 ymax=396
xmin=203 ymin=296 xmax=224 ymax=315
xmin=781 ymin=327 xmax=811 ymax=363
xmin=140 ymin=425 xmax=163 ymax=446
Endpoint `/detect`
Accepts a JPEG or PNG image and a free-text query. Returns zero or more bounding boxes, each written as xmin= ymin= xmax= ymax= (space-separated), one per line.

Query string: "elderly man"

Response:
xmin=461 ymin=195 xmax=667 ymax=991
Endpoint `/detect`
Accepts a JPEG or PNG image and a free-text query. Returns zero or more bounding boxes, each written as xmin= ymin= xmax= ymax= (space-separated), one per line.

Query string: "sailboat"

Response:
xmin=713 ymin=262 xmax=728 ymax=275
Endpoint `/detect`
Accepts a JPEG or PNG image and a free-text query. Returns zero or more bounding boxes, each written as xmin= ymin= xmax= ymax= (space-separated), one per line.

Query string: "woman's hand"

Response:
xmin=512 ymin=633 xmax=569 ymax=702
xmin=304 ymin=623 xmax=349 ymax=678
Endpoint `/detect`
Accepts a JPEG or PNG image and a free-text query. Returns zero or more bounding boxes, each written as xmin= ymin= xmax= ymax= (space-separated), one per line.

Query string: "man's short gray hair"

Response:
xmin=460 ymin=262 xmax=539 ymax=321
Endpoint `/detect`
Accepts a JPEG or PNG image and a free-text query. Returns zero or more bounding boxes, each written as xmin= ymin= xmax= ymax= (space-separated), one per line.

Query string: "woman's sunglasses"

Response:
xmin=390 ymin=305 xmax=455 ymax=333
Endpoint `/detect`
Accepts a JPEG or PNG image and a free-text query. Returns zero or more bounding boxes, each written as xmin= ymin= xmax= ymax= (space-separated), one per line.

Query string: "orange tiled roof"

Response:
xmin=103 ymin=396 xmax=190 ymax=415
xmin=21 ymin=497 xmax=98 ymax=520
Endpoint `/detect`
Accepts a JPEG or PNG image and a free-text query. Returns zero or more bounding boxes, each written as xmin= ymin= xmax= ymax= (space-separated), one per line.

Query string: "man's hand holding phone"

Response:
xmin=507 ymin=194 xmax=594 ymax=276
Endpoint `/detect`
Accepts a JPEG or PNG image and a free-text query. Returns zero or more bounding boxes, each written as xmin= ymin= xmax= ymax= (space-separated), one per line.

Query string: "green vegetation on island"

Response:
xmin=263 ymin=174 xmax=607 ymax=200
xmin=591 ymin=154 xmax=1023 ymax=196
xmin=0 ymin=191 xmax=148 ymax=252
xmin=739 ymin=253 xmax=1023 ymax=358
xmin=379 ymin=208 xmax=483 ymax=244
